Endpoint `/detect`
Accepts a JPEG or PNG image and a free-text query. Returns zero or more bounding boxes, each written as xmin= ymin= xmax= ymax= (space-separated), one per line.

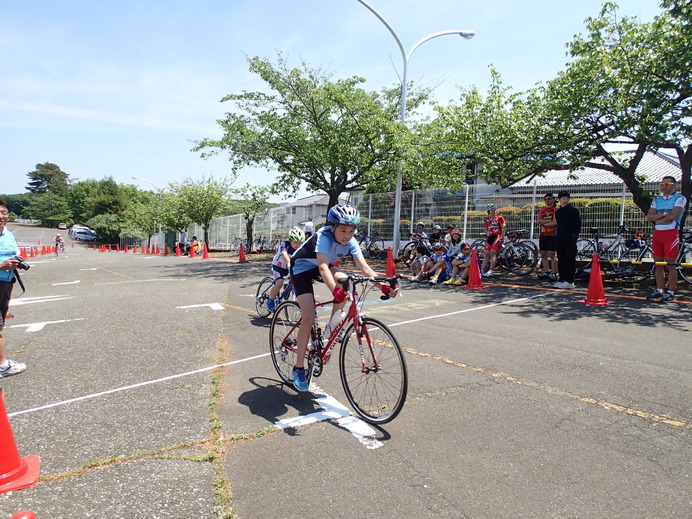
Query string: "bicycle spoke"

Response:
xmin=269 ymin=301 xmax=302 ymax=385
xmin=339 ymin=317 xmax=408 ymax=424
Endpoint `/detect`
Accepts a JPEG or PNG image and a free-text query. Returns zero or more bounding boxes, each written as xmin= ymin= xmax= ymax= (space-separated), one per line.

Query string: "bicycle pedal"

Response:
xmin=310 ymin=354 xmax=323 ymax=377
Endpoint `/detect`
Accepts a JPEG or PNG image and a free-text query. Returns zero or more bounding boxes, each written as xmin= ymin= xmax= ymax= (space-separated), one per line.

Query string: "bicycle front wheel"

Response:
xmin=269 ymin=301 xmax=302 ymax=385
xmin=339 ymin=317 xmax=408 ymax=424
xmin=255 ymin=276 xmax=274 ymax=318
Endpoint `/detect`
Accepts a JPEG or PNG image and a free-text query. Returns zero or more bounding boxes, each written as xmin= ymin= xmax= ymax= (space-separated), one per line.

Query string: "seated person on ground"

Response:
xmin=443 ymin=242 xmax=473 ymax=285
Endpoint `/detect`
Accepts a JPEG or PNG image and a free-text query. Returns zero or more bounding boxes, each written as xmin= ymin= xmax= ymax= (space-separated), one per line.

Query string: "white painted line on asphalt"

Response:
xmin=10 ymin=295 xmax=74 ymax=306
xmin=8 ymin=352 xmax=271 ymax=418
xmin=52 ymin=280 xmax=81 ymax=285
xmin=387 ymin=293 xmax=552 ymax=327
xmin=275 ymin=385 xmax=384 ymax=449
xmin=11 ymin=318 xmax=84 ymax=332
xmin=79 ymin=268 xmax=98 ymax=271
xmin=94 ymin=278 xmax=186 ymax=286
xmin=176 ymin=303 xmax=224 ymax=311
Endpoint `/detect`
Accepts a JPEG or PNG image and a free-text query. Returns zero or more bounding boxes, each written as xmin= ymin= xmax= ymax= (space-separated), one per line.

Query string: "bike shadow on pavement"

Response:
xmin=236 ymin=377 xmax=393 ymax=440
xmin=237 ymin=377 xmax=323 ymax=435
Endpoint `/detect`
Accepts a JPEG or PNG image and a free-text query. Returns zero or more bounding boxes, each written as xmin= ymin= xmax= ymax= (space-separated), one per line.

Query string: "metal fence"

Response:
xmin=177 ymin=179 xmax=675 ymax=252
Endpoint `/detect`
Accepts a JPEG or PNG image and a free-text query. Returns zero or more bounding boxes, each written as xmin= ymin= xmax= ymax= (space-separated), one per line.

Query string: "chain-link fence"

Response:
xmin=176 ymin=177 xmax=680 ymax=253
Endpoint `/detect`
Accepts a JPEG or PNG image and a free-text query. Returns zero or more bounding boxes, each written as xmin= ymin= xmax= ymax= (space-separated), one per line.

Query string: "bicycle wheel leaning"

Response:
xmin=504 ymin=243 xmax=538 ymax=276
xmin=367 ymin=239 xmax=385 ymax=259
xmin=398 ymin=241 xmax=417 ymax=266
xmin=339 ymin=317 xmax=408 ymax=424
xmin=255 ymin=276 xmax=274 ymax=318
xmin=678 ymin=243 xmax=692 ymax=284
xmin=269 ymin=301 xmax=303 ymax=385
xmin=576 ymin=238 xmax=595 ymax=260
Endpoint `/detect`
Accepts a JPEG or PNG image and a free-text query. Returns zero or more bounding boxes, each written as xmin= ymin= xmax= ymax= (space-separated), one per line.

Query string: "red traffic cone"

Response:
xmin=133 ymin=244 xmax=137 ymax=254
xmin=189 ymin=244 xmax=196 ymax=258
xmin=116 ymin=243 xmax=120 ymax=252
xmin=175 ymin=243 xmax=181 ymax=257
xmin=237 ymin=243 xmax=247 ymax=263
xmin=462 ymin=249 xmax=487 ymax=290
xmin=107 ymin=244 xmax=112 ymax=252
xmin=202 ymin=243 xmax=209 ymax=259
xmin=577 ymin=253 xmax=614 ymax=306
xmin=155 ymin=244 xmax=160 ymax=255
xmin=71 ymin=242 xmax=74 ymax=248
xmin=164 ymin=244 xmax=169 ymax=256
xmin=385 ymin=246 xmax=396 ymax=276
xmin=0 ymin=389 xmax=40 ymax=494
xmin=124 ymin=244 xmax=128 ymax=253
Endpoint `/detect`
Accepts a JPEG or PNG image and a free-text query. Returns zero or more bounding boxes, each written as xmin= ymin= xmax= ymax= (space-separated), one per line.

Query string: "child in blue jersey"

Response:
xmin=289 ymin=204 xmax=399 ymax=391
xmin=425 ymin=243 xmax=453 ymax=285
xmin=266 ymin=227 xmax=305 ymax=312
xmin=443 ymin=242 xmax=472 ymax=285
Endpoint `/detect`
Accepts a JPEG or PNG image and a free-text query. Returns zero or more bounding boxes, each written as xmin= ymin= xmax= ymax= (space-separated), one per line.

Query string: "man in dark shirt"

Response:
xmin=554 ymin=191 xmax=581 ymax=289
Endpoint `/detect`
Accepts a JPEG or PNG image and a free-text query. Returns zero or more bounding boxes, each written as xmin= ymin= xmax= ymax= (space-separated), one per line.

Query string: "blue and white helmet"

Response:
xmin=328 ymin=204 xmax=360 ymax=226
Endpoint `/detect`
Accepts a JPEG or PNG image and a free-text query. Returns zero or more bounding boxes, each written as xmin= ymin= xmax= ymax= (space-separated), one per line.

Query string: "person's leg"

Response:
xmin=556 ymin=241 xmax=566 ymax=282
xmin=268 ymin=277 xmax=283 ymax=299
xmin=548 ymin=251 xmax=557 ymax=275
xmin=539 ymin=250 xmax=549 ymax=273
xmin=564 ymin=244 xmax=577 ymax=283
xmin=0 ymin=281 xmax=24 ymax=376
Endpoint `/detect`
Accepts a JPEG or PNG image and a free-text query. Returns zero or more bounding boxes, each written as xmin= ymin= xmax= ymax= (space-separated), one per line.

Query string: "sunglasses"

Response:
xmin=660 ymin=182 xmax=674 ymax=187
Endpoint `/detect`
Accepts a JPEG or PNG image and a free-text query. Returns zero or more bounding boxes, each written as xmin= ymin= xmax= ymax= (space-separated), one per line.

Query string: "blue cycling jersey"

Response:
xmin=291 ymin=227 xmax=362 ymax=275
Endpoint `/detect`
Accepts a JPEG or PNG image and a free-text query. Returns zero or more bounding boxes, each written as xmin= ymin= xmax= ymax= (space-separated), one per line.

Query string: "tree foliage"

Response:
xmin=195 ymin=54 xmax=419 ymax=209
xmin=171 ymin=175 xmax=235 ymax=246
xmin=431 ymin=1 xmax=690 ymax=219
xmin=26 ymin=162 xmax=70 ymax=197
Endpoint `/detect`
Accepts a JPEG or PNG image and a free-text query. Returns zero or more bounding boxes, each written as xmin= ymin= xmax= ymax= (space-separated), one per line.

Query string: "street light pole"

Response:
xmin=355 ymin=0 xmax=474 ymax=254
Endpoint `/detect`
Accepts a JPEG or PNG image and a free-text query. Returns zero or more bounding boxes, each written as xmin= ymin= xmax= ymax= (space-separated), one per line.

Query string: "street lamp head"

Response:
xmin=458 ymin=30 xmax=475 ymax=40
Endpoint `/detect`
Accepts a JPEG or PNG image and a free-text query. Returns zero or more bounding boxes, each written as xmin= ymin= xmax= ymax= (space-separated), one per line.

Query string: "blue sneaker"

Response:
xmin=292 ymin=367 xmax=309 ymax=391
xmin=266 ymin=298 xmax=276 ymax=312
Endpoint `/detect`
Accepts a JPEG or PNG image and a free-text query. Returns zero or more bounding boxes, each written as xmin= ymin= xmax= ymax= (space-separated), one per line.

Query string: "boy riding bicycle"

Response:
xmin=289 ymin=204 xmax=399 ymax=391
xmin=266 ymin=226 xmax=305 ymax=312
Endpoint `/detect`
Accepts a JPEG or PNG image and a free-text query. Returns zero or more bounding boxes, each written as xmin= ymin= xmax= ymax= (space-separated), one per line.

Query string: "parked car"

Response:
xmin=69 ymin=224 xmax=92 ymax=237
xmin=72 ymin=230 xmax=99 ymax=242
xmin=57 ymin=222 xmax=67 ymax=229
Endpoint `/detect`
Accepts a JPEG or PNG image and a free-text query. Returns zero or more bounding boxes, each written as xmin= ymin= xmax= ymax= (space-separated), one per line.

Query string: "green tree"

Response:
xmin=432 ymin=1 xmax=690 ymax=219
xmin=23 ymin=192 xmax=71 ymax=227
xmin=171 ymin=175 xmax=235 ymax=247
xmin=26 ymin=162 xmax=70 ymax=197
xmin=194 ymin=54 xmax=417 ymax=210
xmin=233 ymin=184 xmax=271 ymax=247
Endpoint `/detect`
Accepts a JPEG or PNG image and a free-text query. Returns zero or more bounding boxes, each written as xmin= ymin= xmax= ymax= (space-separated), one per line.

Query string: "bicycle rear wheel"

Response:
xmin=269 ymin=301 xmax=302 ymax=385
xmin=367 ymin=239 xmax=385 ymax=259
xmin=255 ymin=276 xmax=274 ymax=318
xmin=678 ymin=244 xmax=692 ymax=285
xmin=339 ymin=317 xmax=408 ymax=424
xmin=505 ymin=243 xmax=538 ymax=276
xmin=576 ymin=239 xmax=595 ymax=260
xmin=399 ymin=241 xmax=416 ymax=266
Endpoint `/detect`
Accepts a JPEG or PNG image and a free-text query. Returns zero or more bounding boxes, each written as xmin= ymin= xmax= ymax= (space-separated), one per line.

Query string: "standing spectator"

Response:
xmin=481 ymin=204 xmax=506 ymax=277
xmin=537 ymin=193 xmax=558 ymax=281
xmin=0 ymin=200 xmax=26 ymax=378
xmin=554 ymin=192 xmax=581 ymax=289
xmin=646 ymin=176 xmax=687 ymax=302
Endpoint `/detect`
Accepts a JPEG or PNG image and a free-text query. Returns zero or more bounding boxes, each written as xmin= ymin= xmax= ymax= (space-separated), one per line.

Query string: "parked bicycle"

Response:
xmin=357 ymin=228 xmax=385 ymax=259
xmin=609 ymin=230 xmax=692 ymax=284
xmin=255 ymin=276 xmax=295 ymax=318
xmin=269 ymin=274 xmax=408 ymax=424
xmin=470 ymin=230 xmax=538 ymax=276
xmin=576 ymin=225 xmax=632 ymax=262
xmin=399 ymin=234 xmax=433 ymax=267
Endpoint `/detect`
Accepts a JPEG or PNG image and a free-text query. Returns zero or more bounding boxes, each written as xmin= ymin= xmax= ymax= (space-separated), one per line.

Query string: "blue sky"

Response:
xmin=0 ymin=0 xmax=662 ymax=201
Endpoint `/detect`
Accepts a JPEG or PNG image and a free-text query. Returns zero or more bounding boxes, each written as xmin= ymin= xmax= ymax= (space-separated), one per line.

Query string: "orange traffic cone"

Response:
xmin=124 ymin=244 xmax=128 ymax=253
xmin=577 ymin=253 xmax=614 ymax=306
xmin=133 ymin=244 xmax=137 ymax=254
xmin=189 ymin=244 xmax=196 ymax=258
xmin=164 ymin=244 xmax=169 ymax=256
xmin=71 ymin=242 xmax=74 ymax=248
xmin=107 ymin=244 xmax=112 ymax=252
xmin=0 ymin=389 xmax=40 ymax=494
xmin=175 ymin=243 xmax=181 ymax=257
xmin=155 ymin=244 xmax=160 ymax=255
xmin=462 ymin=249 xmax=487 ymax=290
xmin=10 ymin=511 xmax=37 ymax=519
xmin=238 ymin=243 xmax=247 ymax=263
xmin=202 ymin=243 xmax=209 ymax=259
xmin=116 ymin=244 xmax=120 ymax=252
xmin=385 ymin=246 xmax=396 ymax=276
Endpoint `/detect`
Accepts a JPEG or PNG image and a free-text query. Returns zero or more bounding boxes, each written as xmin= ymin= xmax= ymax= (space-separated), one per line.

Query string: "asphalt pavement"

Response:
xmin=0 ymin=224 xmax=689 ymax=519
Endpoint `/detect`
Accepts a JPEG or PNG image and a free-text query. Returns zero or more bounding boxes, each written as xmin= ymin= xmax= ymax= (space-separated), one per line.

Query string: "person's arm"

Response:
xmin=316 ymin=253 xmax=338 ymax=293
xmin=652 ymin=205 xmax=684 ymax=224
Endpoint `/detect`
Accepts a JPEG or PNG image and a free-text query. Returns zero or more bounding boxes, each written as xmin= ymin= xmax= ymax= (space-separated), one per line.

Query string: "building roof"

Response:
xmin=509 ymin=150 xmax=681 ymax=188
